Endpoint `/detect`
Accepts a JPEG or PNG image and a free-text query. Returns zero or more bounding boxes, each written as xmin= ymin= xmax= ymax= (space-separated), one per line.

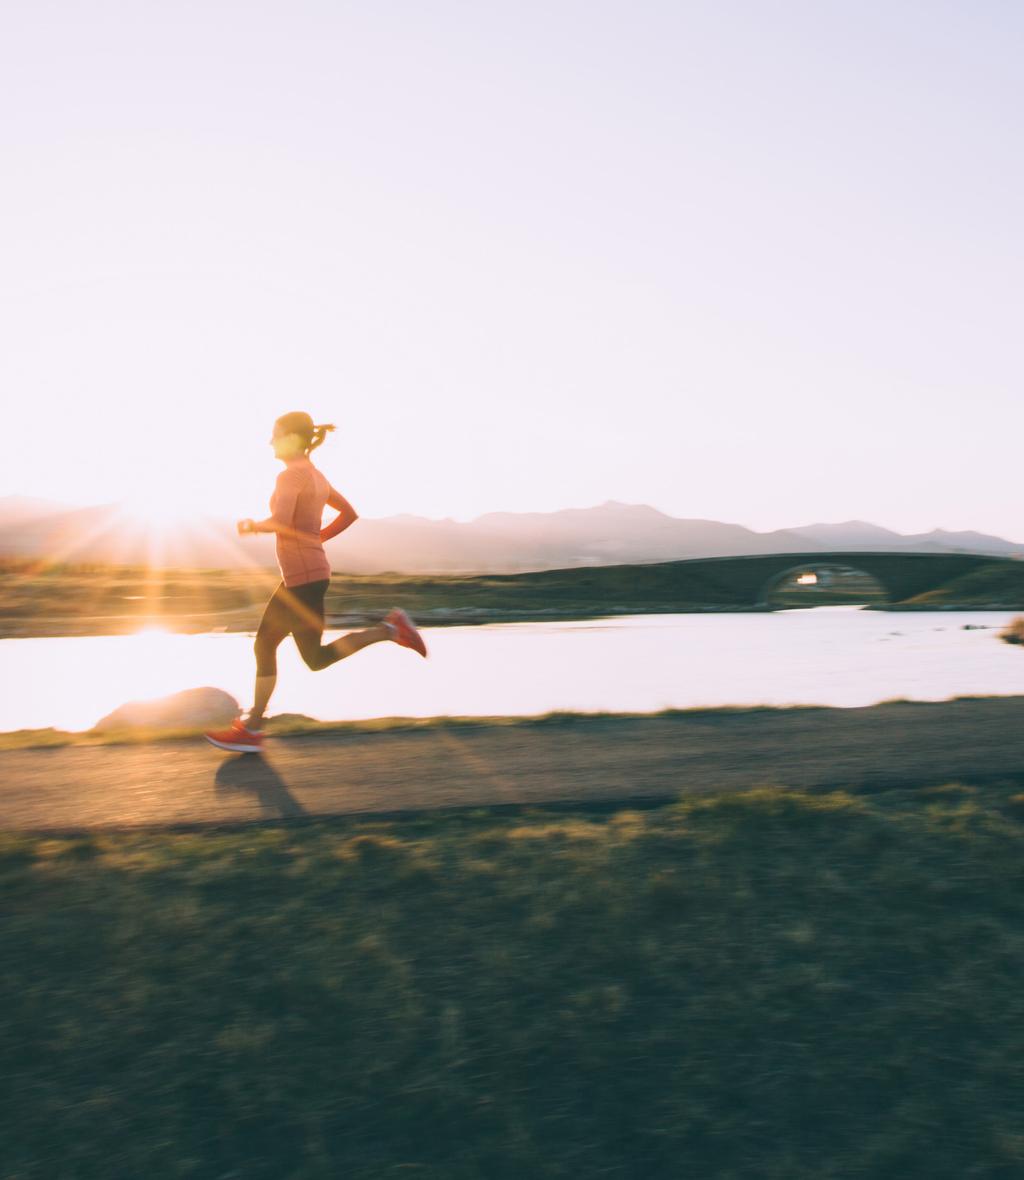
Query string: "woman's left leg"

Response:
xmin=293 ymin=621 xmax=392 ymax=671
xmin=286 ymin=579 xmax=390 ymax=673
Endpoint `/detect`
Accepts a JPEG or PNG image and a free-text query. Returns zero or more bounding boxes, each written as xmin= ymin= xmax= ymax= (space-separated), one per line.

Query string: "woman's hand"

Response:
xmin=237 ymin=519 xmax=257 ymax=536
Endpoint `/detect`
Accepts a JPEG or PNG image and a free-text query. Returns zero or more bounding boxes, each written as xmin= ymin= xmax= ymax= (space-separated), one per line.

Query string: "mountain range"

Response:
xmin=1 ymin=496 xmax=1021 ymax=574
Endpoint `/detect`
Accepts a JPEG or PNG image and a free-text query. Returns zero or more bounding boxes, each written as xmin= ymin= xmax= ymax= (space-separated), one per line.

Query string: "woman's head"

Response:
xmin=271 ymin=412 xmax=335 ymax=460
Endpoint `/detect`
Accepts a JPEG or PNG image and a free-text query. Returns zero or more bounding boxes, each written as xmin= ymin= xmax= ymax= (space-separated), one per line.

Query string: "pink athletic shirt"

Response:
xmin=269 ymin=457 xmax=335 ymax=587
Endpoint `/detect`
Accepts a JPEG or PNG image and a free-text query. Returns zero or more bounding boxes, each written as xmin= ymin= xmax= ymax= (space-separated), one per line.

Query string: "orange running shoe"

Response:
xmin=384 ymin=607 xmax=428 ymax=657
xmin=204 ymin=718 xmax=265 ymax=754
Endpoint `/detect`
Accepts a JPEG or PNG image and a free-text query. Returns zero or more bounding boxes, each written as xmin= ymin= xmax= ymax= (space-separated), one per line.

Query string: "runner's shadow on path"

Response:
xmin=214 ymin=756 xmax=308 ymax=819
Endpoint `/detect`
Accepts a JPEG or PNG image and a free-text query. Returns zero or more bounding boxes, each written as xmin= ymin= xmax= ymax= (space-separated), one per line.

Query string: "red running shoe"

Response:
xmin=204 ymin=718 xmax=265 ymax=754
xmin=384 ymin=607 xmax=428 ymax=657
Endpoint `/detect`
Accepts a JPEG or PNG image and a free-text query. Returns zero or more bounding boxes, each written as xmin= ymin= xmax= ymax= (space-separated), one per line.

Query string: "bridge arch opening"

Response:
xmin=760 ymin=562 xmax=890 ymax=609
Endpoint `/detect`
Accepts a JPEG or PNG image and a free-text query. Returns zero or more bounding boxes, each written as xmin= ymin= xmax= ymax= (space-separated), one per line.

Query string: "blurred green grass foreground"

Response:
xmin=3 ymin=783 xmax=1024 ymax=1178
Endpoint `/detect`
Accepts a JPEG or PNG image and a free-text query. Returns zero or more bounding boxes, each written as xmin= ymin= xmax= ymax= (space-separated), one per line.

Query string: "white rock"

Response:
xmin=93 ymin=687 xmax=240 ymax=731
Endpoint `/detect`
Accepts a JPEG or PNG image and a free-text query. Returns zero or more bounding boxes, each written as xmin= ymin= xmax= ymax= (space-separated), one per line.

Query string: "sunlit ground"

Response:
xmin=2 ymin=608 xmax=1022 ymax=733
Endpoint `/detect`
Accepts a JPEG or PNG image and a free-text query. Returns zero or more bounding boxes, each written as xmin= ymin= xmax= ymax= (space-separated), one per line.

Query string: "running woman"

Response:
xmin=205 ymin=411 xmax=426 ymax=754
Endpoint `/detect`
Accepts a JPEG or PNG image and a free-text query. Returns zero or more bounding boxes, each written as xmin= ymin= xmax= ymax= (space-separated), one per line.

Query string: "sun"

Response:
xmin=118 ymin=495 xmax=201 ymax=532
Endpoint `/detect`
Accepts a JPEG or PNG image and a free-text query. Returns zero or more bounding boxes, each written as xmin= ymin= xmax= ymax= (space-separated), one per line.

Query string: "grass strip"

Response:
xmin=0 ymin=695 xmax=1014 ymax=751
xmin=0 ymin=705 xmax=795 ymax=751
xmin=2 ymin=782 xmax=1023 ymax=1177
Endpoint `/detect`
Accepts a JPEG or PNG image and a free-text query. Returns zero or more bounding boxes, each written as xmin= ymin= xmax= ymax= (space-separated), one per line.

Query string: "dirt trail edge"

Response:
xmin=3 ymin=697 xmax=1024 ymax=832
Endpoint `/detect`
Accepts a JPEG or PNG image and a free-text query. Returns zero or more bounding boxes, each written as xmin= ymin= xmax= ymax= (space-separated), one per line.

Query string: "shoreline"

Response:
xmin=1 ymin=600 xmax=1021 ymax=640
xmin=0 ymin=701 xmax=876 ymax=751
xmin=2 ymin=692 xmax=1022 ymax=752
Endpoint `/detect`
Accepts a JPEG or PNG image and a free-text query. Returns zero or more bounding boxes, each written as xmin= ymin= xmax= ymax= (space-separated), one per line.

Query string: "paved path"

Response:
xmin=2 ymin=697 xmax=1024 ymax=832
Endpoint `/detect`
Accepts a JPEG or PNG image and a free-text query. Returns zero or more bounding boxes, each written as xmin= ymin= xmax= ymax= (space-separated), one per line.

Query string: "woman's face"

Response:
xmin=270 ymin=426 xmax=304 ymax=460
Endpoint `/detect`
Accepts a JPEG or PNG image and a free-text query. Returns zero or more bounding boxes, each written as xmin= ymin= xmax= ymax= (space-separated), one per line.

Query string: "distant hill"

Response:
xmin=0 ymin=496 xmax=1021 ymax=573
xmin=899 ymin=527 xmax=1024 ymax=557
xmin=787 ymin=519 xmax=1024 ymax=557
xmin=785 ymin=520 xmax=905 ymax=548
xmin=0 ymin=496 xmax=70 ymax=525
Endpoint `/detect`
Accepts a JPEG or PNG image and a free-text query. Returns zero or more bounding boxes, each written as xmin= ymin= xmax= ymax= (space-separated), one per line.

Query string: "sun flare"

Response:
xmin=119 ymin=496 xmax=198 ymax=532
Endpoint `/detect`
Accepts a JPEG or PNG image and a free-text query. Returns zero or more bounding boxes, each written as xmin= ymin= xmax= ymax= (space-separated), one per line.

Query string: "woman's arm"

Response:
xmin=247 ymin=516 xmax=304 ymax=536
xmin=320 ymin=486 xmax=359 ymax=543
xmin=239 ymin=470 xmax=316 ymax=540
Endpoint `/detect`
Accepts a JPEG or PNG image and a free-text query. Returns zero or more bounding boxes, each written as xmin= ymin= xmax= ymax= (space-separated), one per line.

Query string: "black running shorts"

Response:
xmin=254 ymin=580 xmax=330 ymax=676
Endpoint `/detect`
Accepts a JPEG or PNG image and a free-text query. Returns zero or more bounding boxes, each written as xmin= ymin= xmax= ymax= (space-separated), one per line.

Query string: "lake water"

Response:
xmin=2 ymin=606 xmax=1022 ymax=733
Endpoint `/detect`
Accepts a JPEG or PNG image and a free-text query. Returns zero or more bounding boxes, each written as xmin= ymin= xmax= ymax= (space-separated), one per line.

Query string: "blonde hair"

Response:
xmin=308 ymin=423 xmax=335 ymax=453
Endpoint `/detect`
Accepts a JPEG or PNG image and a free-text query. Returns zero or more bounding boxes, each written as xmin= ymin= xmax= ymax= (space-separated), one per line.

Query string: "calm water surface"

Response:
xmin=2 ymin=607 xmax=1022 ymax=733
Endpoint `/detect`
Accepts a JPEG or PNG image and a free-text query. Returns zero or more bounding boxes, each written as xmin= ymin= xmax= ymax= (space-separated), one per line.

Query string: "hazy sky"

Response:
xmin=2 ymin=1 xmax=1021 ymax=537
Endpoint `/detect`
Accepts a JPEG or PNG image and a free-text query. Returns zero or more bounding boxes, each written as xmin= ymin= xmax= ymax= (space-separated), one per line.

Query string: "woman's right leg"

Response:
xmin=247 ymin=586 xmax=290 ymax=730
xmin=247 ymin=673 xmax=278 ymax=730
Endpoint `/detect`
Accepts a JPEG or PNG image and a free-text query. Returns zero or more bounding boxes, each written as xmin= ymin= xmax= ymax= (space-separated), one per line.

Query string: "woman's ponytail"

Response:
xmin=308 ymin=423 xmax=336 ymax=454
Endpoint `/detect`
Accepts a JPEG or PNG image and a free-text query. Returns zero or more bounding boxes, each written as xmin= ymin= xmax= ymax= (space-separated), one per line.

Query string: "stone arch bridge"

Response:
xmin=647 ymin=551 xmax=1009 ymax=608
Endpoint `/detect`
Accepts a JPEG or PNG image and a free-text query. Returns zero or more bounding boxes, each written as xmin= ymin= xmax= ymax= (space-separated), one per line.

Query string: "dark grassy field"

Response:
xmin=899 ymin=561 xmax=1024 ymax=608
xmin=4 ymin=556 xmax=1014 ymax=637
xmin=0 ymin=558 xmax=768 ymax=637
xmin=3 ymin=782 xmax=1023 ymax=1178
